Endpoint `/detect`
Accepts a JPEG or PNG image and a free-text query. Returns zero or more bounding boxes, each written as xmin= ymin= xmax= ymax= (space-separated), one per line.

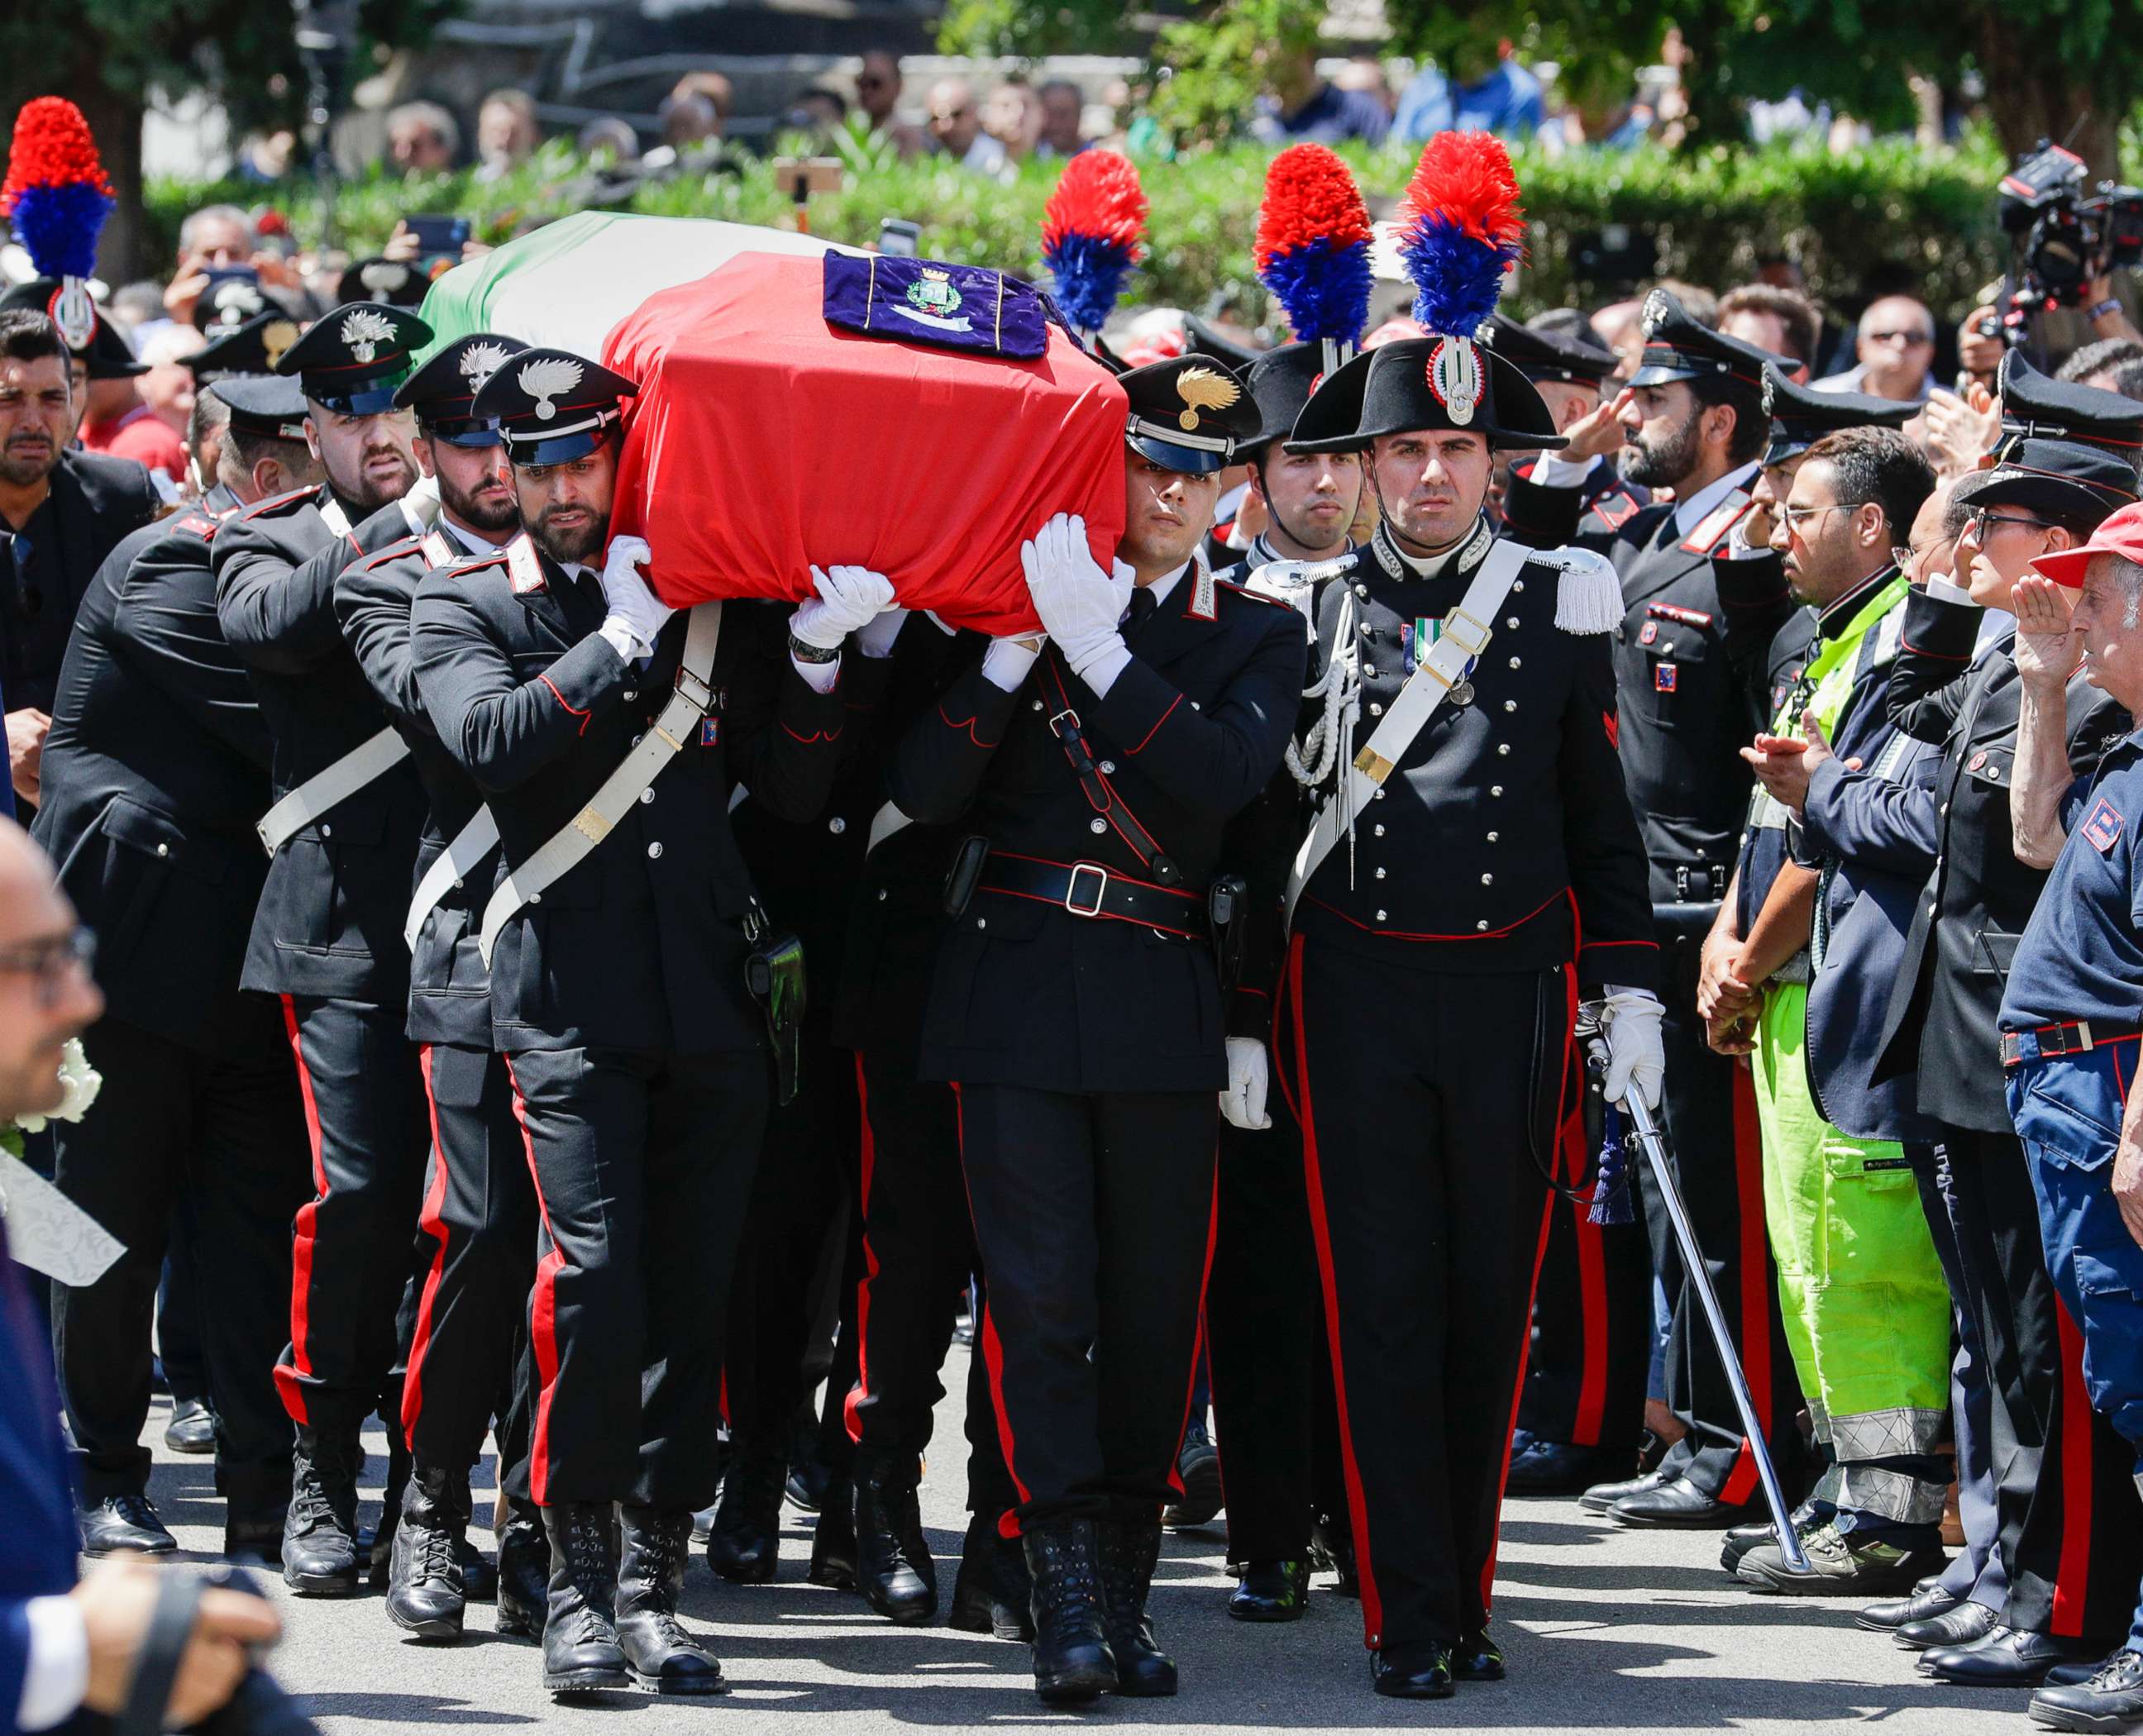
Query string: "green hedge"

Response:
xmin=146 ymin=134 xmax=2011 ymax=326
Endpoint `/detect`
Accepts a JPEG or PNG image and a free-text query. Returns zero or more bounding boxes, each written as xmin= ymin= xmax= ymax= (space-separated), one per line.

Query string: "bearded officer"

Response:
xmin=212 ymin=302 xmax=441 ymax=1595
xmin=34 ymin=374 xmax=322 ymax=1564
xmin=886 ymin=355 xmax=1298 ymax=1705
xmin=413 ymin=347 xmax=869 ymax=1697
xmin=1502 ymin=289 xmax=1806 ymax=1532
xmin=331 ymin=333 xmax=545 ymax=1643
xmin=1274 ymin=253 xmax=1661 ymax=1688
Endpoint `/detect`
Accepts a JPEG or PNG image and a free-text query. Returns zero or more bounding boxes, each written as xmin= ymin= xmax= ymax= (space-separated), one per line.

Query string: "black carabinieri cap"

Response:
xmin=0 ymin=275 xmax=147 ymax=376
xmin=1237 ymin=342 xmax=1327 ymax=460
xmin=1283 ymin=336 xmax=1565 ymax=454
xmin=1761 ymin=364 xmax=1916 ymax=467
xmin=1627 ymin=287 xmax=1781 ymax=389
xmin=394 ymin=334 xmax=529 ymax=448
xmin=208 ymin=374 xmax=311 ymax=441
xmin=1955 ymin=436 xmax=2141 ymax=526
xmin=1995 ymin=351 xmax=2143 ymax=460
xmin=193 ymin=276 xmax=272 ymax=333
xmin=274 ymin=301 xmax=433 ymax=417
xmin=1483 ymin=311 xmax=1617 ymax=388
xmin=1181 ymin=312 xmax=1262 ymax=373
xmin=336 ymin=256 xmax=431 ymax=309
xmin=188 ymin=311 xmax=302 ymax=382
xmin=470 ymin=346 xmax=637 ymax=466
xmin=1119 ymin=355 xmax=1258 ymax=475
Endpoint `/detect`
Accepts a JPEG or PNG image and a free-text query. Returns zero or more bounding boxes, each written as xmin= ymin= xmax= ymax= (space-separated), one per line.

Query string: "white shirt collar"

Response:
xmin=1135 ymin=562 xmax=1190 ymax=615
xmin=440 ymin=515 xmax=496 ymax=558
xmin=1672 ymin=461 xmax=1762 ymax=540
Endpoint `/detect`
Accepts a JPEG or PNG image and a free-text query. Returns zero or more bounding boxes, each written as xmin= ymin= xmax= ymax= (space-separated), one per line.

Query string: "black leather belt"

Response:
xmin=979 ymin=852 xmax=1208 ymax=938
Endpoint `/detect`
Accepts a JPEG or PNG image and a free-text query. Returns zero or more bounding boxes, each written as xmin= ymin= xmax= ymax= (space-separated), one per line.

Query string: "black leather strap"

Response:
xmin=979 ymin=851 xmax=1207 ymax=938
xmin=1039 ymin=651 xmax=1182 ymax=885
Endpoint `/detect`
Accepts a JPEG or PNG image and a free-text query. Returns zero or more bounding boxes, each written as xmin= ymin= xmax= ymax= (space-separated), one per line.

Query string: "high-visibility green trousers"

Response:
xmin=1751 ymin=984 xmax=1951 ymax=1523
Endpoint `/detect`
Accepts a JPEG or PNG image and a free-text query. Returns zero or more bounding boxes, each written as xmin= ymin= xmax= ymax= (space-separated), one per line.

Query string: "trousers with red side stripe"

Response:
xmin=503 ymin=1045 xmax=767 ymax=1508
xmin=1284 ymin=936 xmax=1563 ymax=1653
xmin=955 ymin=1081 xmax=1218 ymax=1531
xmin=402 ymin=1040 xmax=538 ymax=1481
xmin=274 ymin=995 xmax=432 ymax=1432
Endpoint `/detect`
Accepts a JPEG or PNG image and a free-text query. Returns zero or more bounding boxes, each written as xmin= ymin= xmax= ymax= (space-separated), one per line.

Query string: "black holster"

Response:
xmin=1208 ymin=872 xmax=1247 ymax=996
xmin=743 ymin=905 xmax=807 ymax=1105
xmin=943 ymin=833 xmax=990 ymax=918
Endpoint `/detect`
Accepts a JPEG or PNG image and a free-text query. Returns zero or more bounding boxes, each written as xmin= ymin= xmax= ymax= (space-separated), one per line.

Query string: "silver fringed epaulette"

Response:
xmin=1247 ymin=553 xmax=1353 ymax=628
xmin=1541 ymin=546 xmax=1622 ymax=634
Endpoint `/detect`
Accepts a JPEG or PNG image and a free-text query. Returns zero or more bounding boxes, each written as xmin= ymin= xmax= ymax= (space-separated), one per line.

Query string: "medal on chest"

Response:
xmin=1401 ymin=613 xmax=1477 ymax=705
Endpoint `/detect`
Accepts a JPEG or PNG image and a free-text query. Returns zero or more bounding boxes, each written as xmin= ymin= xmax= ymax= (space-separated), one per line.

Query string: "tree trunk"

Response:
xmin=1977 ymin=12 xmax=2122 ymax=181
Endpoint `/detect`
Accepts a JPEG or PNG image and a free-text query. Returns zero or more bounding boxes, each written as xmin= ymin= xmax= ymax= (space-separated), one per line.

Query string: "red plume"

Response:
xmin=2 ymin=97 xmax=114 ymax=211
xmin=1399 ymin=131 xmax=1523 ymax=251
xmin=1253 ymin=143 xmax=1372 ymax=274
xmin=1040 ymin=149 xmax=1148 ymax=259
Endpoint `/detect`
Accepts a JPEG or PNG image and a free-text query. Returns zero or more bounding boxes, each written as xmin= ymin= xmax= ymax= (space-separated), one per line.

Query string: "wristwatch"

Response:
xmin=788 ymin=633 xmax=841 ymax=665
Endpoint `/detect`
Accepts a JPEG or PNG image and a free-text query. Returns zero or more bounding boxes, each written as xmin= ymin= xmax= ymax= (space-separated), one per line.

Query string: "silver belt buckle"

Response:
xmin=1064 ymin=861 xmax=1109 ymax=918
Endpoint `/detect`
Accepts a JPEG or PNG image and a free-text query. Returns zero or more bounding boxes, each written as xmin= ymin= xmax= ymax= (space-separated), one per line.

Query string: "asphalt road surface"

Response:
xmin=134 ymin=1358 xmax=2047 ymax=1734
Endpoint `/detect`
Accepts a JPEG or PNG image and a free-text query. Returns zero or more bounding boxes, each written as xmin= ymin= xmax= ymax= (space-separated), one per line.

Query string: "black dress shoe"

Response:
xmin=495 ymin=1505 xmax=548 ymax=1639
xmin=2031 ymin=1648 xmax=2143 ymax=1732
xmin=1506 ymin=1440 xmax=1624 ymax=1496
xmin=1453 ymin=1630 xmax=1506 ymax=1681
xmin=82 ymin=1494 xmax=177 ymax=1556
xmin=1228 ymin=1559 xmax=1310 ymax=1623
xmin=1895 ymin=1600 xmax=1998 ymax=1652
xmin=1371 ymin=1645 xmax=1455 ymax=1699
xmin=1578 ymin=1466 xmax=1671 ymax=1515
xmin=1859 ymin=1581 xmax=1962 ymax=1633
xmin=1919 ymin=1624 xmax=2093 ymax=1686
xmin=1611 ymin=1480 xmax=1748 ymax=1529
xmin=163 ymin=1397 xmax=217 ymax=1455
xmin=1164 ymin=1422 xmax=1223 ymax=1529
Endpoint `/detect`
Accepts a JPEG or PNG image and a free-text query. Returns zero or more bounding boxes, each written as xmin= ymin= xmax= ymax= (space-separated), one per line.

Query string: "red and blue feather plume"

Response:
xmin=2 ymin=98 xmax=116 ymax=281
xmin=1395 ymin=131 xmax=1525 ymax=340
xmin=1253 ymin=144 xmax=1372 ymax=352
xmin=1040 ymin=150 xmax=1148 ymax=336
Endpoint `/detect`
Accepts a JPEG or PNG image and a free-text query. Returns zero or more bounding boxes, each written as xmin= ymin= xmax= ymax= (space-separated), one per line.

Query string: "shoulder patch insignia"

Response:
xmin=1646 ymin=601 xmax=1715 ymax=630
xmin=506 ymin=537 xmax=546 ymax=595
xmin=356 ymin=535 xmax=423 ymax=574
xmin=1188 ymin=564 xmax=1217 ymax=622
xmin=420 ymin=530 xmax=455 ymax=569
xmin=1592 ymin=489 xmax=1641 ymax=532
xmin=1680 ymin=489 xmax=1754 ymax=556
xmin=2083 ymin=796 xmax=2125 ymax=854
xmin=1544 ymin=546 xmax=1621 ymax=634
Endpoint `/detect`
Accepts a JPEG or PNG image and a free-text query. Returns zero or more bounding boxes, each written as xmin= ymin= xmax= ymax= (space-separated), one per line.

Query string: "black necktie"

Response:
xmin=1125 ymin=586 xmax=1157 ymax=638
xmin=570 ymin=565 xmax=605 ymax=616
xmin=1654 ymin=510 xmax=1683 ymax=553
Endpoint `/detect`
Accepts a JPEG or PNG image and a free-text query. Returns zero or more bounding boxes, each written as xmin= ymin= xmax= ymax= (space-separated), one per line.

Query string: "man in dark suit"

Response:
xmin=1872 ymin=358 xmax=2143 ymax=1686
xmin=0 ymin=815 xmax=281 ymax=1735
xmin=887 ymin=357 xmax=1301 ymax=1705
xmin=332 ymin=334 xmax=546 ymax=1644
xmin=34 ymin=374 xmax=324 ymax=1563
xmin=1502 ymin=290 xmax=1807 ymax=1530
xmin=212 ymin=303 xmax=440 ymax=1597
xmin=0 ymin=310 xmax=159 ymax=813
xmin=412 ymin=347 xmax=859 ymax=1698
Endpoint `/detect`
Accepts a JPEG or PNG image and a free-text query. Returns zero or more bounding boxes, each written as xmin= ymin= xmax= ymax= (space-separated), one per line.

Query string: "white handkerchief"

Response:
xmin=0 ymin=1152 xmax=122 ymax=1286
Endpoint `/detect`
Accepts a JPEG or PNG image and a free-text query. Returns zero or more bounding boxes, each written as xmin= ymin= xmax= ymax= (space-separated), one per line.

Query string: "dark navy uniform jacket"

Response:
xmin=1291 ymin=526 xmax=1657 ymax=995
xmin=1503 ymin=467 xmax=1796 ymax=909
xmin=2001 ymin=729 xmax=2143 ymax=1038
xmin=1506 ymin=454 xmax=1650 ymax=538
xmin=213 ymin=486 xmax=427 ymax=1004
xmin=32 ymin=488 xmax=285 ymax=1061
xmin=889 ymin=563 xmax=1306 ymax=1095
xmin=334 ymin=525 xmax=502 ymax=1051
xmin=1874 ymin=589 xmax=2131 ymax=1131
xmin=410 ymin=540 xmax=845 ymax=1055
xmin=0 ymin=1229 xmax=79 ymax=1729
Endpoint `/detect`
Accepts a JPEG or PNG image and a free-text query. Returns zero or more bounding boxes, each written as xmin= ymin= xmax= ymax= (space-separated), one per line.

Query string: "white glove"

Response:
xmin=399 ymin=471 xmax=441 ymax=532
xmin=793 ymin=564 xmax=896 ymax=650
xmin=1599 ymin=986 xmax=1666 ymax=1111
xmin=597 ymin=535 xmax=672 ymax=659
xmin=1219 ymin=1036 xmax=1272 ymax=1131
xmin=1021 ymin=513 xmax=1134 ymax=684
xmin=857 ymin=605 xmax=910 ymax=659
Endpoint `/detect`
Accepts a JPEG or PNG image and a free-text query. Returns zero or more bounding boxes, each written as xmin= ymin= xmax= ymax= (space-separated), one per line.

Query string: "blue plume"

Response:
xmin=1261 ymin=238 xmax=1374 ymax=348
xmin=12 ymin=181 xmax=112 ymax=281
xmin=1401 ymin=213 xmax=1519 ymax=341
xmin=1043 ymin=233 xmax=1137 ymax=335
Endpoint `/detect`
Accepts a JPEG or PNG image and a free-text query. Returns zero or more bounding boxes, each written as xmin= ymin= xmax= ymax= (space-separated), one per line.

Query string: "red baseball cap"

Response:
xmin=2031 ymin=498 xmax=2143 ymax=587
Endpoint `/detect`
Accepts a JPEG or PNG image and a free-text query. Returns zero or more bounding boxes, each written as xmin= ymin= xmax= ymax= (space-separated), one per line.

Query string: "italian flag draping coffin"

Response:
xmin=419 ymin=212 xmax=1129 ymax=635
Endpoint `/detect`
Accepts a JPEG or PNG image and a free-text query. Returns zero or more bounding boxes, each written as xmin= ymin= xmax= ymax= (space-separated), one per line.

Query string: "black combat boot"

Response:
xmin=494 ymin=1497 xmax=549 ymax=1640
xmin=616 ymin=1506 xmax=725 ymax=1695
xmin=1097 ymin=1518 xmax=1177 ymax=1696
xmin=950 ymin=1513 xmax=1034 ymax=1641
xmin=705 ymin=1432 xmax=785 ymax=1583
xmin=283 ymin=1424 xmax=362 ymax=1595
xmin=540 ymin=1502 xmax=628 ymax=1696
xmin=853 ymin=1455 xmax=936 ymax=1624
xmin=367 ymin=1428 xmax=413 ymax=1586
xmin=808 ymin=1477 xmax=858 ymax=1589
xmin=385 ymin=1464 xmax=469 ymax=1641
xmin=1021 ymin=1520 xmax=1117 ymax=1704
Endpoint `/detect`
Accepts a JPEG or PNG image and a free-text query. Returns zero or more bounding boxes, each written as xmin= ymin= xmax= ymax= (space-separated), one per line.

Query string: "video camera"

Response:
xmin=1990 ymin=141 xmax=2143 ymax=341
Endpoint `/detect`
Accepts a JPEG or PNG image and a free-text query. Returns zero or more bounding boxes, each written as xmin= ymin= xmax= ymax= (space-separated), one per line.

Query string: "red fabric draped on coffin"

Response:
xmin=604 ymin=252 xmax=1129 ymax=636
